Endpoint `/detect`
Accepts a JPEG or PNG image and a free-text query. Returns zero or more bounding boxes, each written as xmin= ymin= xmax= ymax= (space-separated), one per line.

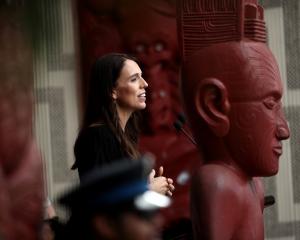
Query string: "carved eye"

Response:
xmin=136 ymin=44 xmax=145 ymax=53
xmin=154 ymin=42 xmax=164 ymax=52
xmin=263 ymin=98 xmax=277 ymax=110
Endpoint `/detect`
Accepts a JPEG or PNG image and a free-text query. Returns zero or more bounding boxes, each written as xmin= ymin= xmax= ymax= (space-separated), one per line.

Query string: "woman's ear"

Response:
xmin=112 ymin=89 xmax=117 ymax=100
xmin=195 ymin=78 xmax=230 ymax=137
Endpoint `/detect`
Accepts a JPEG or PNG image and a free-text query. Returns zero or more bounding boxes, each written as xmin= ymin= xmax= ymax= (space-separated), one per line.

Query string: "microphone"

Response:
xmin=264 ymin=195 xmax=275 ymax=208
xmin=173 ymin=118 xmax=197 ymax=146
xmin=177 ymin=112 xmax=186 ymax=125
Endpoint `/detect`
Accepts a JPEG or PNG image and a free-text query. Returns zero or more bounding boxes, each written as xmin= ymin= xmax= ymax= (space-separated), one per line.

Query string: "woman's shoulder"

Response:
xmin=77 ymin=123 xmax=116 ymax=142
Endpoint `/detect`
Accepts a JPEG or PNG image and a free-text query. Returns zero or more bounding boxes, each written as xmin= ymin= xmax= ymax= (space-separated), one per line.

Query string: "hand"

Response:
xmin=44 ymin=198 xmax=57 ymax=220
xmin=148 ymin=166 xmax=175 ymax=196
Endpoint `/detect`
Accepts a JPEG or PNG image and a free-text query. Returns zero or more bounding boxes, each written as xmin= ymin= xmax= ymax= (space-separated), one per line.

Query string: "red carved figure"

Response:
xmin=77 ymin=0 xmax=122 ymax=97
xmin=177 ymin=0 xmax=290 ymax=239
xmin=0 ymin=5 xmax=44 ymax=240
xmin=118 ymin=0 xmax=181 ymax=133
xmin=0 ymin=73 xmax=44 ymax=240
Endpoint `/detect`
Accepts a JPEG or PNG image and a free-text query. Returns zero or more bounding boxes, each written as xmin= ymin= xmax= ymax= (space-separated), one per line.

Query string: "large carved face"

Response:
xmin=118 ymin=1 xmax=180 ymax=132
xmin=226 ymin=43 xmax=290 ymax=176
xmin=182 ymin=41 xmax=290 ymax=176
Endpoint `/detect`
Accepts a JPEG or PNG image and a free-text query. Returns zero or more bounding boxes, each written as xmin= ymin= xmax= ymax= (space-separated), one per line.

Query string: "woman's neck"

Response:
xmin=116 ymin=105 xmax=133 ymax=131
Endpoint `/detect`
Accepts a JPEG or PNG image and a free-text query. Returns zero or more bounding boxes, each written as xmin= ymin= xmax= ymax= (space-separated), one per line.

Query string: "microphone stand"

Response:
xmin=173 ymin=120 xmax=197 ymax=146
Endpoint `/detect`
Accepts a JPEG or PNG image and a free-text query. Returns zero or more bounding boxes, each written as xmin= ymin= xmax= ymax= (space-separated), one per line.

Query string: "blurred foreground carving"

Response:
xmin=0 ymin=3 xmax=43 ymax=240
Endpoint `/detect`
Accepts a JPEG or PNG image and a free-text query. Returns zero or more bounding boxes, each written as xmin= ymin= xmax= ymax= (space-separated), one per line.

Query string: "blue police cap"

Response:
xmin=59 ymin=155 xmax=170 ymax=215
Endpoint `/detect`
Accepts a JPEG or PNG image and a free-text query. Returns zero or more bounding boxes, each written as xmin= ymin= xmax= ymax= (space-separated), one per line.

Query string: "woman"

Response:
xmin=73 ymin=53 xmax=174 ymax=196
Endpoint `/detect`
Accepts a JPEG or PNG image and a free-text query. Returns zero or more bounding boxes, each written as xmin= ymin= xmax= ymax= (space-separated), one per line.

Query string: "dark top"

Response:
xmin=74 ymin=124 xmax=128 ymax=180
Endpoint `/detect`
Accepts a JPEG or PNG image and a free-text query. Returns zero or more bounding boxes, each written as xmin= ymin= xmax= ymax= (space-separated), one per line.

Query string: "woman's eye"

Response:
xmin=263 ymin=98 xmax=277 ymax=109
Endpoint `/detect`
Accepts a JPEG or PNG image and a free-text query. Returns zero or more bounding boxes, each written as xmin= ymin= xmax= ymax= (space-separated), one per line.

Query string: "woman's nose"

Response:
xmin=141 ymin=78 xmax=148 ymax=88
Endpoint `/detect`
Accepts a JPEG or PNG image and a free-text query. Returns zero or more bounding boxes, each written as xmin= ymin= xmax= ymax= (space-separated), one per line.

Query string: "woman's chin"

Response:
xmin=138 ymin=103 xmax=147 ymax=110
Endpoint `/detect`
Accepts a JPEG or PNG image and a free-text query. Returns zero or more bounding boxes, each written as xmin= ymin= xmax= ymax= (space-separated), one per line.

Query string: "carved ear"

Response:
xmin=195 ymin=78 xmax=230 ymax=137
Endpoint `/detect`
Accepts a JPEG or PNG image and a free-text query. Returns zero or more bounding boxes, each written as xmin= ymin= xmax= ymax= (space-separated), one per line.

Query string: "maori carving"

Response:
xmin=177 ymin=0 xmax=290 ymax=239
xmin=0 ymin=5 xmax=44 ymax=240
xmin=178 ymin=0 xmax=266 ymax=60
xmin=77 ymin=0 xmax=122 ymax=97
xmin=118 ymin=0 xmax=181 ymax=133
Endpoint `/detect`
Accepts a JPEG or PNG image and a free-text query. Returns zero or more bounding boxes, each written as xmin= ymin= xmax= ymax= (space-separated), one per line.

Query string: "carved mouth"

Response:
xmin=273 ymin=146 xmax=282 ymax=156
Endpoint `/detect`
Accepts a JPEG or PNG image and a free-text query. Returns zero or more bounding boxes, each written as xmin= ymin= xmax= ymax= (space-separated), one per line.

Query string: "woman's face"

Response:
xmin=113 ymin=59 xmax=148 ymax=114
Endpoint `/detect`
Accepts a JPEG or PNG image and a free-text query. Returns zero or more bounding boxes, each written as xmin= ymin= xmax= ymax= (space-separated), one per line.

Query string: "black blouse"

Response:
xmin=74 ymin=125 xmax=128 ymax=180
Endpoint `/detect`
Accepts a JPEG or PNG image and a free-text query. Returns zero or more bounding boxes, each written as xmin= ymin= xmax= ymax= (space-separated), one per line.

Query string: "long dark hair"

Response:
xmin=80 ymin=53 xmax=140 ymax=159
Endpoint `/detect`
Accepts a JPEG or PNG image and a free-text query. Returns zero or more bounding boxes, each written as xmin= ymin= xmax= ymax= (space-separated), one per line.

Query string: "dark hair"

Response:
xmin=81 ymin=53 xmax=140 ymax=159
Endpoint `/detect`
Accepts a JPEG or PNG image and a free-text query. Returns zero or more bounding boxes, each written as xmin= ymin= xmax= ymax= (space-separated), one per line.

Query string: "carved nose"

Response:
xmin=276 ymin=125 xmax=290 ymax=140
